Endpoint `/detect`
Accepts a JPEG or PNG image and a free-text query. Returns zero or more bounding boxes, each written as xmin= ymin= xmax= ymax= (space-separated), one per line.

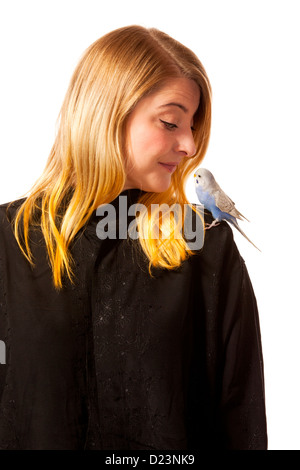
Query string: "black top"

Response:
xmin=0 ymin=189 xmax=267 ymax=450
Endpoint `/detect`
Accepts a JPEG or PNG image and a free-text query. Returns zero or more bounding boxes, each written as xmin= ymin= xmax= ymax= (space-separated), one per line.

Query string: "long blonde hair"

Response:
xmin=12 ymin=25 xmax=212 ymax=289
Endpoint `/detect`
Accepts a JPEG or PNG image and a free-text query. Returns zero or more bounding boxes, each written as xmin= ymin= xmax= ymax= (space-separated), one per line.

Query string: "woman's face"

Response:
xmin=123 ymin=77 xmax=200 ymax=193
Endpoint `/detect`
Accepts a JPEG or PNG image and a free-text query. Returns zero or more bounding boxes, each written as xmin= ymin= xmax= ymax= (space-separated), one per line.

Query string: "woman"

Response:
xmin=0 ymin=25 xmax=267 ymax=450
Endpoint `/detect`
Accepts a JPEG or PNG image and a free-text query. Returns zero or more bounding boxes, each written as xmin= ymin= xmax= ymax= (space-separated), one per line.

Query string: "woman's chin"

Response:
xmin=143 ymin=177 xmax=172 ymax=193
xmin=123 ymin=175 xmax=172 ymax=194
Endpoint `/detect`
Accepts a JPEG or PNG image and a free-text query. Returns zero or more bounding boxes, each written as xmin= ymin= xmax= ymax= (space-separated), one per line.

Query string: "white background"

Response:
xmin=0 ymin=0 xmax=299 ymax=450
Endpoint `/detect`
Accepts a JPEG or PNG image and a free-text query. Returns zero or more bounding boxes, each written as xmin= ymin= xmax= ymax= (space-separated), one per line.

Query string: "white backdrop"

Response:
xmin=0 ymin=0 xmax=299 ymax=450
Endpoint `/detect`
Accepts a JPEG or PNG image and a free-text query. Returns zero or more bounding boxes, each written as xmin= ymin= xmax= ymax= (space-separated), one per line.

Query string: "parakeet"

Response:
xmin=194 ymin=168 xmax=260 ymax=251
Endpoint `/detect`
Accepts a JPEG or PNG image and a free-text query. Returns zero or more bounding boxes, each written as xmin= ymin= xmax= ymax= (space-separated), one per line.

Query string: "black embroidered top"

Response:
xmin=0 ymin=189 xmax=267 ymax=450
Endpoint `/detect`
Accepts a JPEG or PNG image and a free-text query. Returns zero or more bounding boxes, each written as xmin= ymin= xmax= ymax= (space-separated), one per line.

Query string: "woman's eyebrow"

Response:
xmin=158 ymin=102 xmax=188 ymax=113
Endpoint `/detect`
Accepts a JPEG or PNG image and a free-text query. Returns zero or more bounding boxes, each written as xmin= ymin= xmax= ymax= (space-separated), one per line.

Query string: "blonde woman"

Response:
xmin=0 ymin=26 xmax=267 ymax=450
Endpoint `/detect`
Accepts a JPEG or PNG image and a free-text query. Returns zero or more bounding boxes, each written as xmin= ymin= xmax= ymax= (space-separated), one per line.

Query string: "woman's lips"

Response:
xmin=158 ymin=162 xmax=178 ymax=173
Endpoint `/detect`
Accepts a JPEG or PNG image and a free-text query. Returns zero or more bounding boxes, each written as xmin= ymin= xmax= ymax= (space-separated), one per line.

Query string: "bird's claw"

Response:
xmin=205 ymin=220 xmax=220 ymax=230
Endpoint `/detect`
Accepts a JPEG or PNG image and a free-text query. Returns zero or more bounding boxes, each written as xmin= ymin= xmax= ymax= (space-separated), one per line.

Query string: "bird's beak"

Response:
xmin=194 ymin=173 xmax=196 ymax=177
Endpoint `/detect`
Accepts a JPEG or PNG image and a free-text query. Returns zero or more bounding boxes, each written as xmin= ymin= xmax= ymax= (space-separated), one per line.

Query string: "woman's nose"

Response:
xmin=175 ymin=130 xmax=196 ymax=158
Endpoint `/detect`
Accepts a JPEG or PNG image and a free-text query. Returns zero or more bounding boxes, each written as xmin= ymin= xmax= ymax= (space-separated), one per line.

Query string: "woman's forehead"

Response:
xmin=142 ymin=78 xmax=200 ymax=115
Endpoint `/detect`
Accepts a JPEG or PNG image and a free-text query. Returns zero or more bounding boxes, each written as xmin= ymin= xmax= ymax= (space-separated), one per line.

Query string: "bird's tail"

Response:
xmin=228 ymin=219 xmax=261 ymax=252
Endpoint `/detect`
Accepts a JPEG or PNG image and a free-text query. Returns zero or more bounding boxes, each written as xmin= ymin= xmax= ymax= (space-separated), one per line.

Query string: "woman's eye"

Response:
xmin=160 ymin=119 xmax=178 ymax=130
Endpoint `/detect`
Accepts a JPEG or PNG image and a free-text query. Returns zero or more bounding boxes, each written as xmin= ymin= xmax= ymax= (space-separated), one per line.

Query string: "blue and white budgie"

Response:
xmin=194 ymin=168 xmax=260 ymax=251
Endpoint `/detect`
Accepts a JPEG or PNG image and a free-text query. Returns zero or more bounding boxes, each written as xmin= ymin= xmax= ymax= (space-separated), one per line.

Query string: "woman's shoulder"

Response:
xmin=0 ymin=197 xmax=26 ymax=217
xmin=189 ymin=203 xmax=237 ymax=253
xmin=204 ymin=209 xmax=236 ymax=249
xmin=189 ymin=203 xmax=243 ymax=274
xmin=0 ymin=198 xmax=26 ymax=238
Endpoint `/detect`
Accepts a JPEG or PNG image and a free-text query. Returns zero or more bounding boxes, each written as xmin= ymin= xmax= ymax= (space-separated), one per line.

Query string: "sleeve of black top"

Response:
xmin=191 ymin=217 xmax=267 ymax=450
xmin=218 ymin=230 xmax=267 ymax=449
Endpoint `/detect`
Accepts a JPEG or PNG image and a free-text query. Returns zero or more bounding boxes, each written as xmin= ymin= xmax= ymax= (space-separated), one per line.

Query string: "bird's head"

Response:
xmin=194 ymin=168 xmax=215 ymax=190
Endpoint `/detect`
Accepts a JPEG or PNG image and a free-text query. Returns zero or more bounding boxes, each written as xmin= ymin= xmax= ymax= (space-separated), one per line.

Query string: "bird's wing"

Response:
xmin=214 ymin=188 xmax=247 ymax=221
xmin=214 ymin=188 xmax=236 ymax=212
